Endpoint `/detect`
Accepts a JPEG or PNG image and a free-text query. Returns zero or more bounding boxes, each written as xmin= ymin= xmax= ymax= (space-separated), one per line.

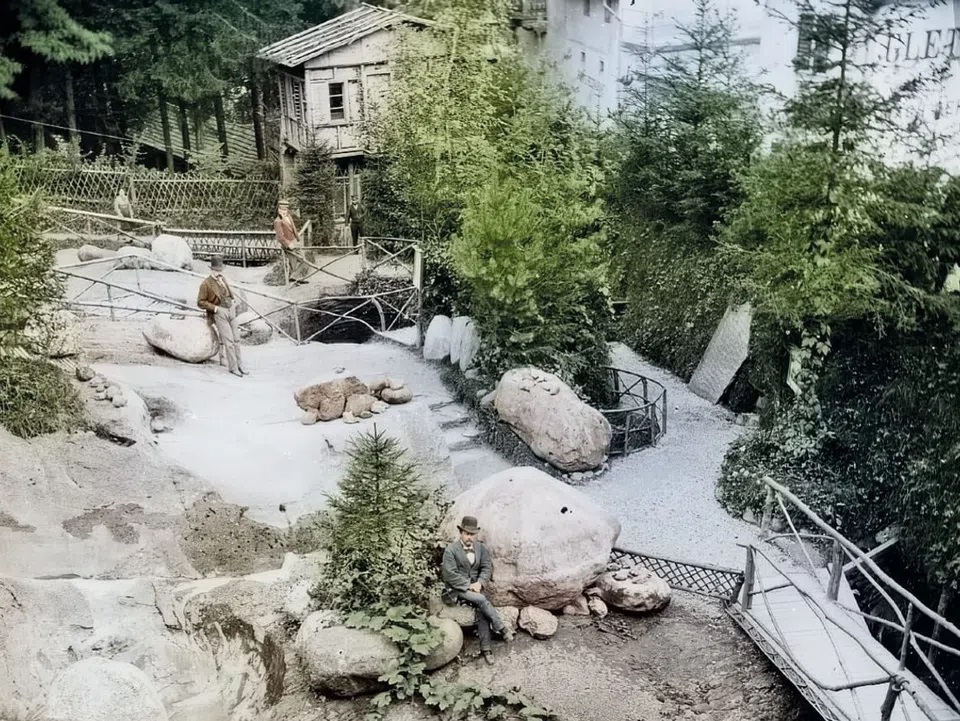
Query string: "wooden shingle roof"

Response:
xmin=257 ymin=3 xmax=430 ymax=68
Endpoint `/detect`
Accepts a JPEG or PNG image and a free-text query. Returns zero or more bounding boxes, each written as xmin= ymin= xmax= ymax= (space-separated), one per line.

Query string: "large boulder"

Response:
xmin=449 ymin=316 xmax=470 ymax=365
xmin=22 ymin=309 xmax=84 ymax=357
xmin=592 ymin=568 xmax=671 ymax=614
xmin=235 ymin=310 xmax=273 ymax=345
xmin=440 ymin=466 xmax=621 ymax=610
xmin=115 ymin=246 xmax=161 ymax=270
xmin=295 ymin=613 xmax=462 ymax=697
xmin=77 ymin=244 xmax=117 ymax=262
xmin=423 ymin=315 xmax=453 ymax=361
xmin=294 ymin=377 xmax=368 ymax=421
xmin=458 ymin=320 xmax=480 ymax=372
xmin=143 ymin=316 xmax=219 ymax=363
xmin=151 ymin=234 xmax=194 ymax=270
xmin=494 ymin=367 xmax=611 ymax=472
xmin=44 ymin=657 xmax=169 ymax=721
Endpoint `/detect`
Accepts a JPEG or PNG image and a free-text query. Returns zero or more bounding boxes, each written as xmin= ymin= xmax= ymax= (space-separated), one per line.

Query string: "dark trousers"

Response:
xmin=454 ymin=590 xmax=504 ymax=651
xmin=350 ymin=223 xmax=361 ymax=245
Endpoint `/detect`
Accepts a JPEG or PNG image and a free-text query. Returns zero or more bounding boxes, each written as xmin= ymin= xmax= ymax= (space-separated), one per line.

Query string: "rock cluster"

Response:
xmin=77 ymin=234 xmax=194 ymax=272
xmin=83 ymin=370 xmax=131 ymax=409
xmin=295 ymin=376 xmax=411 ymax=424
xmin=421 ymin=314 xmax=480 ymax=372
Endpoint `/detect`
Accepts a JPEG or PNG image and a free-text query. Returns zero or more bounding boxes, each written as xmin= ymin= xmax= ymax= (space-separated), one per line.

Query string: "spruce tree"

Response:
xmin=314 ymin=426 xmax=444 ymax=612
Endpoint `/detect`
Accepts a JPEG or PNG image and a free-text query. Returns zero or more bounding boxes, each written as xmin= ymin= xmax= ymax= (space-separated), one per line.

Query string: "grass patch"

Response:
xmin=0 ymin=356 xmax=86 ymax=438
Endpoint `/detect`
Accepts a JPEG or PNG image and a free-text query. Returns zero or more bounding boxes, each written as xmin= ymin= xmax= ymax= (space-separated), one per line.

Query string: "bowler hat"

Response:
xmin=457 ymin=516 xmax=480 ymax=534
xmin=210 ymin=254 xmax=224 ymax=271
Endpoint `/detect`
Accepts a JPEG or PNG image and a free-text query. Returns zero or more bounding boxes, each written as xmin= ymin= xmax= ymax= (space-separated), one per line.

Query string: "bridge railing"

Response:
xmin=748 ymin=477 xmax=960 ymax=721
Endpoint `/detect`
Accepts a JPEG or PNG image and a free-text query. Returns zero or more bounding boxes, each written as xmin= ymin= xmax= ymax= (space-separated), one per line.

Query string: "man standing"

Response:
xmin=441 ymin=515 xmax=514 ymax=665
xmin=345 ymin=195 xmax=364 ymax=247
xmin=197 ymin=254 xmax=247 ymax=378
xmin=273 ymin=200 xmax=309 ymax=285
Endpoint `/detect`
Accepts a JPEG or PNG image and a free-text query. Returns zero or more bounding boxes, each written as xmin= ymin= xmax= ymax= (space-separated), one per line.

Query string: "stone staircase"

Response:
xmin=428 ymin=398 xmax=512 ymax=490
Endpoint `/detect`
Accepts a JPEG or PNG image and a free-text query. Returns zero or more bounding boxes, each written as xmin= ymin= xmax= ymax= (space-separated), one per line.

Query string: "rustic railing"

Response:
xmin=599 ymin=366 xmax=667 ymax=455
xmin=609 ymin=547 xmax=742 ymax=601
xmin=735 ymin=478 xmax=960 ymax=721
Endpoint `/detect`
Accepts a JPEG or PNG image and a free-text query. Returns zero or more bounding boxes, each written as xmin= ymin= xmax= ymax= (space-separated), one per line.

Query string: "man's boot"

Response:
xmin=500 ymin=626 xmax=515 ymax=643
xmin=482 ymin=650 xmax=495 ymax=666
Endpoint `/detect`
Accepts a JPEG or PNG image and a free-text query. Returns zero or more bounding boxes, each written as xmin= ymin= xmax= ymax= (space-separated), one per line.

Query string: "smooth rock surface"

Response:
xmin=44 ymin=657 xmax=169 ymax=721
xmin=151 ymin=234 xmax=193 ymax=271
xmin=519 ymin=606 xmax=558 ymax=639
xmin=381 ymin=386 xmax=412 ymax=404
xmin=116 ymin=246 xmax=161 ymax=270
xmin=77 ymin=244 xmax=117 ymax=262
xmin=458 ymin=319 xmax=480 ymax=372
xmin=423 ymin=315 xmax=453 ymax=361
xmin=449 ymin=316 xmax=470 ymax=365
xmin=440 ymin=466 xmax=621 ymax=609
xmin=495 ymin=367 xmax=611 ymax=472
xmin=143 ymin=316 xmax=219 ymax=363
xmin=593 ymin=568 xmax=671 ymax=614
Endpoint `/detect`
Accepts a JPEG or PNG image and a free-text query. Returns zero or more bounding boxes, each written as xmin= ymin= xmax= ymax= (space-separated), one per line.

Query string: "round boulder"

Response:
xmin=295 ymin=613 xmax=462 ymax=697
xmin=495 ymin=367 xmax=611 ymax=472
xmin=150 ymin=234 xmax=193 ymax=270
xmin=440 ymin=466 xmax=621 ymax=610
xmin=423 ymin=315 xmax=452 ymax=361
xmin=44 ymin=657 xmax=168 ymax=721
xmin=143 ymin=316 xmax=219 ymax=363
xmin=77 ymin=244 xmax=117 ymax=262
xmin=593 ymin=567 xmax=671 ymax=614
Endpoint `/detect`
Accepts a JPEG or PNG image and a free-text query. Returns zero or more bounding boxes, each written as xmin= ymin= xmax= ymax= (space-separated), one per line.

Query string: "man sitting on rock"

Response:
xmin=441 ymin=515 xmax=514 ymax=665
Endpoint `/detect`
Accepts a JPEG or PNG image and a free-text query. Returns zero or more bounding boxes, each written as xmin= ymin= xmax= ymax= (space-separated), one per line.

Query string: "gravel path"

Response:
xmin=579 ymin=343 xmax=764 ymax=570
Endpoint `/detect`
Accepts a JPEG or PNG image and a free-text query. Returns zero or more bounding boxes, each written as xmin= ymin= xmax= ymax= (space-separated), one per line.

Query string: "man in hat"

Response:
xmin=441 ymin=515 xmax=514 ymax=665
xmin=273 ymin=200 xmax=309 ymax=285
xmin=197 ymin=254 xmax=247 ymax=377
xmin=345 ymin=194 xmax=364 ymax=247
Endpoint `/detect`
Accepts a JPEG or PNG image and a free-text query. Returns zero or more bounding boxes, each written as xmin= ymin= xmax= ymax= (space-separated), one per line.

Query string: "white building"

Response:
xmin=620 ymin=0 xmax=960 ymax=168
xmin=514 ymin=0 xmax=624 ymax=117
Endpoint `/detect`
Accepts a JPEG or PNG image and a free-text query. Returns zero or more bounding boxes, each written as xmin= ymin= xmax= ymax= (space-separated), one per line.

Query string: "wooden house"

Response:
xmin=257 ymin=3 xmax=429 ymax=213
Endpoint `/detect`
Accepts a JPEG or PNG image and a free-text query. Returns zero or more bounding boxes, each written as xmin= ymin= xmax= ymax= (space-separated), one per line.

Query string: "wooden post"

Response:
xmin=241 ymin=236 xmax=247 ymax=269
xmin=827 ymin=539 xmax=844 ymax=601
xmin=760 ymin=484 xmax=775 ymax=535
xmin=106 ymin=284 xmax=116 ymax=321
xmin=293 ymin=302 xmax=302 ymax=344
xmin=64 ymin=67 xmax=78 ymax=149
xmin=880 ymin=605 xmax=915 ymax=721
xmin=157 ymin=89 xmax=175 ymax=173
xmin=741 ymin=546 xmax=756 ymax=611
xmin=929 ymin=588 xmax=953 ymax=666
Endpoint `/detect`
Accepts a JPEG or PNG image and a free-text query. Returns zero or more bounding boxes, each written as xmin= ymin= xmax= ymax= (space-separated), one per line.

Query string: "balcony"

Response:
xmin=511 ymin=0 xmax=547 ymax=32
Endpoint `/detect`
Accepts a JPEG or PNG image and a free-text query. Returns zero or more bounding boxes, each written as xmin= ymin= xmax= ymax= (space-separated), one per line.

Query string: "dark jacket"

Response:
xmin=441 ymin=540 xmax=492 ymax=603
xmin=197 ymin=274 xmax=234 ymax=318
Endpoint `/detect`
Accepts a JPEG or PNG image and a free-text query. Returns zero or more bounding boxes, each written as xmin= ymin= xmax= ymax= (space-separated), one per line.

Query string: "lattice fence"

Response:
xmin=608 ymin=547 xmax=744 ymax=601
xmin=14 ymin=163 xmax=279 ymax=230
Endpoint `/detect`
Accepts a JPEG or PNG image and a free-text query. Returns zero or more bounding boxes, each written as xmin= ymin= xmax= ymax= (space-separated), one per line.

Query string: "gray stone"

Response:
xmin=459 ymin=320 xmax=480 ymax=372
xmin=587 ymin=596 xmax=608 ymax=618
xmin=496 ymin=605 xmax=520 ymax=631
xmin=519 ymin=606 xmax=558 ymax=638
xmin=593 ymin=568 xmax=671 ymax=614
xmin=562 ymin=595 xmax=591 ymax=616
xmin=301 ymin=410 xmax=319 ymax=426
xmin=688 ymin=303 xmax=752 ymax=404
xmin=150 ymin=418 xmax=166 ymax=433
xmin=143 ymin=316 xmax=219 ymax=363
xmin=77 ymin=244 xmax=117 ymax=262
xmin=341 ymin=411 xmax=359 ymax=424
xmin=449 ymin=316 xmax=470 ymax=365
xmin=423 ymin=315 xmax=453 ymax=361
xmin=111 ymin=395 xmax=128 ymax=408
xmin=370 ymin=400 xmax=389 ymax=414
xmin=44 ymin=657 xmax=168 ymax=721
xmin=105 ymin=386 xmax=120 ymax=401
xmin=295 ymin=377 xmax=368 ymax=421
xmin=150 ymin=233 xmax=193 ymax=270
xmin=381 ymin=386 xmax=412 ymax=404
xmin=76 ymin=366 xmax=96 ymax=382
xmin=115 ymin=246 xmax=161 ymax=270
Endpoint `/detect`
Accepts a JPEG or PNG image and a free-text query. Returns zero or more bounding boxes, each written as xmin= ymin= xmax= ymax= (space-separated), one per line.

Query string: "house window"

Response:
xmin=287 ymin=76 xmax=306 ymax=125
xmin=796 ymin=12 xmax=830 ymax=72
xmin=584 ymin=0 xmax=591 ymax=16
xmin=329 ymin=82 xmax=345 ymax=121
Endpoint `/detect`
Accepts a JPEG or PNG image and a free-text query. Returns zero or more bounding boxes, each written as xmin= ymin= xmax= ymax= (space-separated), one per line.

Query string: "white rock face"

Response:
xmin=494 ymin=367 xmax=611 ymax=472
xmin=150 ymin=234 xmax=194 ymax=270
xmin=458 ymin=319 xmax=480 ymax=372
xmin=449 ymin=316 xmax=470 ymax=365
xmin=440 ymin=466 xmax=621 ymax=610
xmin=295 ymin=614 xmax=462 ymax=697
xmin=77 ymin=244 xmax=117 ymax=262
xmin=423 ymin=315 xmax=453 ymax=361
xmin=143 ymin=316 xmax=219 ymax=363
xmin=44 ymin=657 xmax=169 ymax=721
xmin=235 ymin=310 xmax=272 ymax=345
xmin=593 ymin=568 xmax=671 ymax=614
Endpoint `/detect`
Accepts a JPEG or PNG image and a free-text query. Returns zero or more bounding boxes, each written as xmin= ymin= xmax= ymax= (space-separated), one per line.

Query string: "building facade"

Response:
xmin=620 ymin=0 xmax=960 ymax=169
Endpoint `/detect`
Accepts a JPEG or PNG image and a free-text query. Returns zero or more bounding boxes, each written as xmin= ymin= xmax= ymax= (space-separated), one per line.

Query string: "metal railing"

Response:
xmin=735 ymin=478 xmax=960 ymax=721
xmin=609 ymin=547 xmax=742 ymax=601
xmin=599 ymin=366 xmax=667 ymax=454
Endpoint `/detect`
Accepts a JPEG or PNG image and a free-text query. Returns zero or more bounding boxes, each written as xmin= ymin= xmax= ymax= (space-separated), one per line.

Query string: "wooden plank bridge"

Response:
xmin=616 ymin=479 xmax=960 ymax=721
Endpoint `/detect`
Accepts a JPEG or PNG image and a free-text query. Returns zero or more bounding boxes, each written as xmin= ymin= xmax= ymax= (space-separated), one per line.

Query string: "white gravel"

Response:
xmin=578 ymin=342 xmax=765 ymax=570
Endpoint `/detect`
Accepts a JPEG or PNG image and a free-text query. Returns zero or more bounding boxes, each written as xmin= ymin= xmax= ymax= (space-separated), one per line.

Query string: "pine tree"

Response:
xmin=313 ymin=426 xmax=445 ymax=612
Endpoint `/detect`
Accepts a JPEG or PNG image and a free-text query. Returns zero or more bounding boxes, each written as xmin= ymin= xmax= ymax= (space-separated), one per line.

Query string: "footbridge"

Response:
xmin=613 ymin=478 xmax=960 ymax=721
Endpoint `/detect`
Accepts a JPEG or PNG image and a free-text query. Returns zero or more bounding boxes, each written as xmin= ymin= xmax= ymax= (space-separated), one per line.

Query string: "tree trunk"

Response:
xmin=213 ymin=94 xmax=229 ymax=157
xmin=177 ymin=100 xmax=191 ymax=166
xmin=250 ymin=73 xmax=266 ymax=160
xmin=0 ymin=112 xmax=6 ymax=149
xmin=64 ymin=67 xmax=79 ymax=149
xmin=157 ymin=88 xmax=175 ymax=173
xmin=28 ymin=69 xmax=44 ymax=151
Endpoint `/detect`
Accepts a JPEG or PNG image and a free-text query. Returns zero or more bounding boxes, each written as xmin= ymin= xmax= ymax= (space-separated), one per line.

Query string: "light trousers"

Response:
xmin=213 ymin=304 xmax=243 ymax=374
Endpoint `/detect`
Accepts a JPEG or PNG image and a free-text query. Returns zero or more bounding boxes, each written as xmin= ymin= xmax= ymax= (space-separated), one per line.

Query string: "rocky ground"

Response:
xmin=1 ymin=255 xmax=813 ymax=721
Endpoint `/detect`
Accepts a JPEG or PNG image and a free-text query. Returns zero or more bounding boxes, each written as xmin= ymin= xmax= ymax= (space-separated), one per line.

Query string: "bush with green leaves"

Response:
xmin=291 ymin=143 xmax=337 ymax=243
xmin=0 ymin=356 xmax=85 ymax=438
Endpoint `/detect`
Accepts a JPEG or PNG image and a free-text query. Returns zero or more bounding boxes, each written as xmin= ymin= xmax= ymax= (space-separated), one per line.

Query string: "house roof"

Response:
xmin=257 ymin=3 xmax=430 ymax=68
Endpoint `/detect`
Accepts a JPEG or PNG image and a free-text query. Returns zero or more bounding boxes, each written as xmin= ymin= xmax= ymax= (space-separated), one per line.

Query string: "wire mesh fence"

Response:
xmin=608 ymin=547 xmax=743 ymax=601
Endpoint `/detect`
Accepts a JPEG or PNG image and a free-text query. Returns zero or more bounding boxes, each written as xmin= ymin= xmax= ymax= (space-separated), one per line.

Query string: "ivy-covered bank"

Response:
xmin=610 ymin=0 xmax=960 ymax=602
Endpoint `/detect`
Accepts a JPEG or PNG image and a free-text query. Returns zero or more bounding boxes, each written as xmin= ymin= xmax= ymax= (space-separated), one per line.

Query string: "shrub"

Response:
xmin=0 ymin=357 xmax=85 ymax=438
xmin=291 ymin=143 xmax=337 ymax=243
xmin=312 ymin=425 xmax=446 ymax=612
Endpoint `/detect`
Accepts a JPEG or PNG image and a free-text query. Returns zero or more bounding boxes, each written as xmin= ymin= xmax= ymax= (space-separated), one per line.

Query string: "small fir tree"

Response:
xmin=313 ymin=426 xmax=445 ymax=612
